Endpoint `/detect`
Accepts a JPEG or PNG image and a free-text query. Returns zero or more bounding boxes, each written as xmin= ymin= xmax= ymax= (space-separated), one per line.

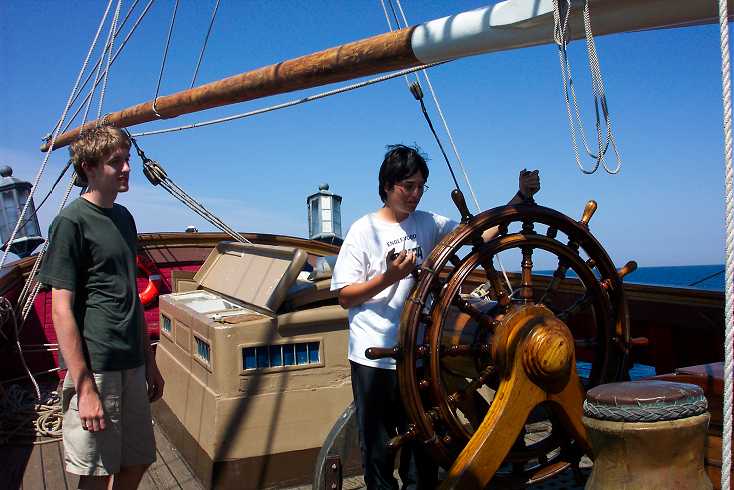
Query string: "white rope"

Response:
xmin=13 ymin=3 xmax=121 ymax=370
xmin=718 ymin=1 xmax=733 ymax=487
xmin=57 ymin=0 xmax=156 ymax=135
xmin=0 ymin=383 xmax=63 ymax=445
xmin=552 ymin=0 xmax=621 ymax=174
xmin=0 ymin=298 xmax=40 ymax=402
xmin=131 ymin=61 xmax=446 ymax=137
xmin=97 ymin=0 xmax=123 ymax=120
xmin=0 ymin=0 xmax=113 ymax=271
xmin=393 ymin=0 xmax=482 ymax=213
xmin=379 ymin=0 xmax=514 ymax=292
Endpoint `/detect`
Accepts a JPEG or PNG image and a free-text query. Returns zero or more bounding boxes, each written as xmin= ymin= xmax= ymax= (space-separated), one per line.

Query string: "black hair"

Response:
xmin=378 ymin=144 xmax=429 ymax=203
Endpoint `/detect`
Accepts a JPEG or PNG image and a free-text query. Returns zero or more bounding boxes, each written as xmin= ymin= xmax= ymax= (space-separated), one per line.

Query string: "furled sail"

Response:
xmin=43 ymin=0 xmax=732 ymax=151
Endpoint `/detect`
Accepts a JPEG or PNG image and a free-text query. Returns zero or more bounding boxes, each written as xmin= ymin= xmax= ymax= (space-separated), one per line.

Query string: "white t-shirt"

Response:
xmin=331 ymin=210 xmax=457 ymax=369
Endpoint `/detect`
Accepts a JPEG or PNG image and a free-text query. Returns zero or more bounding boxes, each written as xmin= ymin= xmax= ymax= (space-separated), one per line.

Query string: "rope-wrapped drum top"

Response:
xmin=583 ymin=380 xmax=708 ymax=423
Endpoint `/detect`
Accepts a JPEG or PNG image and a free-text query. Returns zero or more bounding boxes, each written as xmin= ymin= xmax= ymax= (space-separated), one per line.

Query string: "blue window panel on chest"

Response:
xmin=162 ymin=315 xmax=172 ymax=333
xmin=243 ymin=347 xmax=257 ymax=370
xmin=269 ymin=345 xmax=283 ymax=367
xmin=308 ymin=342 xmax=320 ymax=363
xmin=256 ymin=347 xmax=270 ymax=368
xmin=195 ymin=337 xmax=210 ymax=363
xmin=295 ymin=343 xmax=308 ymax=365
xmin=283 ymin=344 xmax=296 ymax=366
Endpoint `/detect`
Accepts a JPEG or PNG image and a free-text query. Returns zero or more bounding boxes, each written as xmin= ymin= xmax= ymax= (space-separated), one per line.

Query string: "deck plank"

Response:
xmin=145 ymin=446 xmax=179 ymax=489
xmin=138 ymin=470 xmax=158 ymax=489
xmin=41 ymin=441 xmax=67 ymax=490
xmin=21 ymin=444 xmax=43 ymax=490
xmin=152 ymin=424 xmax=202 ymax=489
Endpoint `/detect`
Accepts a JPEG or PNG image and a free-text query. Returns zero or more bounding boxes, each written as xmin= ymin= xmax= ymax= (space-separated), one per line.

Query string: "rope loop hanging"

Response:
xmin=552 ymin=0 xmax=622 ymax=175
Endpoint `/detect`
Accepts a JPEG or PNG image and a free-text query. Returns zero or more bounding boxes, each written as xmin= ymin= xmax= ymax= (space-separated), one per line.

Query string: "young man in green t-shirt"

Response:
xmin=38 ymin=125 xmax=164 ymax=488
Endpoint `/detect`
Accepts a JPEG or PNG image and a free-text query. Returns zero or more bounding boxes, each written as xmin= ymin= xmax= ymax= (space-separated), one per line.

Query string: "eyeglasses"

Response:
xmin=395 ymin=182 xmax=429 ymax=194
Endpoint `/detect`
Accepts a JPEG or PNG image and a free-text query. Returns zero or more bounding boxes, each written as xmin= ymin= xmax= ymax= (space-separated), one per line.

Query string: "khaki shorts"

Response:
xmin=61 ymin=366 xmax=156 ymax=476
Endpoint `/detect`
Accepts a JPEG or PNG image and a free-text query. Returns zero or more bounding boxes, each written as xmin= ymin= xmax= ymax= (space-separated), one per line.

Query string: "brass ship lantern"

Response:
xmin=0 ymin=166 xmax=44 ymax=258
xmin=307 ymin=183 xmax=343 ymax=245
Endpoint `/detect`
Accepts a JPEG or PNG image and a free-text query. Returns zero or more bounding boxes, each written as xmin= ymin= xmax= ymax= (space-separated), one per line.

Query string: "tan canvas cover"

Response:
xmin=193 ymin=242 xmax=307 ymax=315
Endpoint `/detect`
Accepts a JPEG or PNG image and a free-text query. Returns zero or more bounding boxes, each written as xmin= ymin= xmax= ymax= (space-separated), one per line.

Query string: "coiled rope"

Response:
xmin=0 ymin=384 xmax=63 ymax=445
xmin=717 ymin=0 xmax=733 ymax=486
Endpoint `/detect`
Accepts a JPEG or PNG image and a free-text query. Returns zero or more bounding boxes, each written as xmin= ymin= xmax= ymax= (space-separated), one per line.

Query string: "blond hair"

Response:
xmin=69 ymin=125 xmax=131 ymax=185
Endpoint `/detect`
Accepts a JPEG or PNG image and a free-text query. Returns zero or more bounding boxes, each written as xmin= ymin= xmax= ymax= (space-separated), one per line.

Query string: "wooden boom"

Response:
xmin=42 ymin=0 xmax=731 ymax=151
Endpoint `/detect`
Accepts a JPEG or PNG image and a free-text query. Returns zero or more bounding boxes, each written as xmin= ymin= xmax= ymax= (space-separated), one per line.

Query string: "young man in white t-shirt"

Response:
xmin=331 ymin=145 xmax=540 ymax=489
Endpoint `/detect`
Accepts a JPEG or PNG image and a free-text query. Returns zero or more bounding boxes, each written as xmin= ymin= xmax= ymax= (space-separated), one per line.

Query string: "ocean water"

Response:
xmin=539 ymin=264 xmax=725 ymax=292
xmin=622 ymin=264 xmax=725 ymax=291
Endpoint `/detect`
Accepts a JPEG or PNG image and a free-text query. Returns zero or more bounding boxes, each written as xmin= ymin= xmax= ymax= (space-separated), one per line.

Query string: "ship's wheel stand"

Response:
xmin=367 ymin=197 xmax=635 ymax=489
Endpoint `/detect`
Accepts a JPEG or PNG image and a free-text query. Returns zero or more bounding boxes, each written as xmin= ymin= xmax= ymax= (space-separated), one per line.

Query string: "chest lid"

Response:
xmin=193 ymin=241 xmax=307 ymax=316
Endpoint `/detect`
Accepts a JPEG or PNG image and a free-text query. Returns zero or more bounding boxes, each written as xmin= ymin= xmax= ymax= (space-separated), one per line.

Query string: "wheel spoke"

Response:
xmin=448 ymin=254 xmax=461 ymax=267
xmin=441 ymin=342 xmax=492 ymax=357
xmin=452 ymin=294 xmax=497 ymax=330
xmin=478 ymin=254 xmax=511 ymax=307
xmin=448 ymin=366 xmax=496 ymax=404
xmin=574 ymin=337 xmax=598 ymax=348
xmin=539 ymin=259 xmax=570 ymax=305
xmin=520 ymin=246 xmax=534 ymax=302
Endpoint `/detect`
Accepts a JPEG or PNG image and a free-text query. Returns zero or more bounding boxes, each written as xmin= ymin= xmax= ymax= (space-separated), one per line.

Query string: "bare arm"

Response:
xmin=139 ymin=306 xmax=165 ymax=402
xmin=338 ymin=250 xmax=416 ymax=309
xmin=481 ymin=169 xmax=541 ymax=242
xmin=51 ymin=288 xmax=106 ymax=431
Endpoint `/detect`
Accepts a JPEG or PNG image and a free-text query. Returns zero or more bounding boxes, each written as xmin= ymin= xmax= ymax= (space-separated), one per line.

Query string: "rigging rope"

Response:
xmin=382 ymin=0 xmax=482 ymax=213
xmin=0 ymin=383 xmax=63 ymax=446
xmin=0 ymin=161 xmax=73 ymax=252
xmin=57 ymin=0 xmax=156 ymax=136
xmin=552 ymin=0 xmax=622 ymax=174
xmin=130 ymin=61 xmax=447 ymax=137
xmin=687 ymin=268 xmax=725 ymax=287
xmin=48 ymin=0 xmax=148 ymax=137
xmin=11 ymin=4 xmax=126 ymax=398
xmin=378 ymin=0 xmax=513 ymax=292
xmin=0 ymin=0 xmax=113 ymax=272
xmin=1 ymin=298 xmax=40 ymax=401
xmin=97 ymin=0 xmax=123 ymax=120
xmin=128 ymin=134 xmax=251 ymax=244
xmin=190 ymin=0 xmax=221 ymax=88
xmin=718 ymin=0 xmax=733 ymax=486
xmin=152 ymin=0 xmax=180 ymax=117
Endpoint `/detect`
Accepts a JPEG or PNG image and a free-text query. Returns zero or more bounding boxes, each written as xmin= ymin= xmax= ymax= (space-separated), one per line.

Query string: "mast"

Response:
xmin=43 ymin=0 xmax=731 ymax=152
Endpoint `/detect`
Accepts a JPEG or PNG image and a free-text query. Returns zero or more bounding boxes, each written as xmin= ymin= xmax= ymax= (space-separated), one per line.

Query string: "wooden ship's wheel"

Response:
xmin=367 ymin=198 xmax=636 ymax=489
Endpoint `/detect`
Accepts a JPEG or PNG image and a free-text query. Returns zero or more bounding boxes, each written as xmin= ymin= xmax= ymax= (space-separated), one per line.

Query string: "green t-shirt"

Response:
xmin=38 ymin=197 xmax=145 ymax=371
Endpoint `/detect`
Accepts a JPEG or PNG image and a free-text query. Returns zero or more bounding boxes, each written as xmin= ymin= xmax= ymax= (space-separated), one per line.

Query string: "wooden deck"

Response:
xmin=0 ymin=386 xmax=590 ymax=490
xmin=1 ymin=422 xmax=203 ymax=490
xmin=2 ymin=422 xmax=589 ymax=490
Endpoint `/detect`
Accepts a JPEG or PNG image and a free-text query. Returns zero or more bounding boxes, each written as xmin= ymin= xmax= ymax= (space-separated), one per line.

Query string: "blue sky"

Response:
xmin=0 ymin=1 xmax=728 ymax=268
